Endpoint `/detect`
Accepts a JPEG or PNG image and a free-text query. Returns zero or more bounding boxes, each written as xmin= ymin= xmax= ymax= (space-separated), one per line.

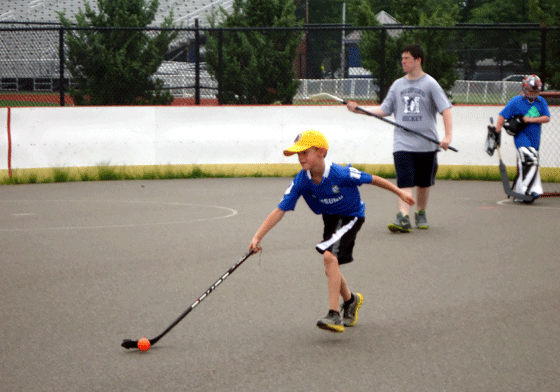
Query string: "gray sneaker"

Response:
xmin=388 ymin=212 xmax=412 ymax=233
xmin=317 ymin=310 xmax=344 ymax=333
xmin=415 ymin=209 xmax=429 ymax=229
xmin=342 ymin=292 xmax=363 ymax=327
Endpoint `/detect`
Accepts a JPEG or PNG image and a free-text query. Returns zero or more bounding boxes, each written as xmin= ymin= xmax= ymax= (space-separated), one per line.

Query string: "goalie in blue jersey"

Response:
xmin=495 ymin=74 xmax=551 ymax=200
xmin=248 ymin=130 xmax=414 ymax=333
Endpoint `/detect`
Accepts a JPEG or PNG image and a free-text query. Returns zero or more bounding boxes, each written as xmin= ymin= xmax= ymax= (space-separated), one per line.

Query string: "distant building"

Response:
xmin=345 ymin=11 xmax=401 ymax=77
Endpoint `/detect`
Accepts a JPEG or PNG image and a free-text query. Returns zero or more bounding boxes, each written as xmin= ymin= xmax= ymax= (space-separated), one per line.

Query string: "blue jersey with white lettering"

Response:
xmin=278 ymin=161 xmax=373 ymax=218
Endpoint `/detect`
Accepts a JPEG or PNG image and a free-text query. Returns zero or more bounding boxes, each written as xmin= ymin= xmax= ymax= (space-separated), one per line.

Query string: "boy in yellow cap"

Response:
xmin=249 ymin=130 xmax=414 ymax=332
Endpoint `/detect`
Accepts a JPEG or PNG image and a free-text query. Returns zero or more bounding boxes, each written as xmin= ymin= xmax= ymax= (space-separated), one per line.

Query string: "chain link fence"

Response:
xmin=1 ymin=23 xmax=559 ymax=106
xmin=0 ymin=26 xmax=65 ymax=105
xmin=0 ymin=22 xmax=559 ymax=192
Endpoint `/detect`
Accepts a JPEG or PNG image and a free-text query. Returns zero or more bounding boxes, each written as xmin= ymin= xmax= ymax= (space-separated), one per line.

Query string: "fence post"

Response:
xmin=7 ymin=107 xmax=11 ymax=178
xmin=379 ymin=27 xmax=387 ymax=102
xmin=195 ymin=19 xmax=200 ymax=105
xmin=218 ymin=28 xmax=223 ymax=105
xmin=59 ymin=27 xmax=65 ymax=107
xmin=541 ymin=27 xmax=547 ymax=85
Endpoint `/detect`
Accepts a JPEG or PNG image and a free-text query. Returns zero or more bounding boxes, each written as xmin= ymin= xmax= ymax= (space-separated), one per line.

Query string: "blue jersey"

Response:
xmin=500 ymin=95 xmax=550 ymax=150
xmin=278 ymin=161 xmax=373 ymax=218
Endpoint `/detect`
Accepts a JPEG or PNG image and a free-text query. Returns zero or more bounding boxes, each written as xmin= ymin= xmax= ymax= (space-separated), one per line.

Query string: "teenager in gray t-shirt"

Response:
xmin=347 ymin=44 xmax=453 ymax=233
xmin=381 ymin=74 xmax=452 ymax=153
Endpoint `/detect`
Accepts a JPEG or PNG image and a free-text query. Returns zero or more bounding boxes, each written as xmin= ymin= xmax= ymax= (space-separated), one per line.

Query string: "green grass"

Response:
xmin=449 ymin=93 xmax=514 ymax=105
xmin=0 ymin=100 xmax=59 ymax=107
xmin=0 ymin=164 xmax=288 ymax=185
xmin=53 ymin=167 xmax=74 ymax=183
xmin=2 ymin=163 xmax=551 ymax=186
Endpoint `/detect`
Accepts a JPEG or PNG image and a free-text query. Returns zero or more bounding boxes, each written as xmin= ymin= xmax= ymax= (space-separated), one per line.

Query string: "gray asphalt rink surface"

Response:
xmin=1 ymin=178 xmax=559 ymax=392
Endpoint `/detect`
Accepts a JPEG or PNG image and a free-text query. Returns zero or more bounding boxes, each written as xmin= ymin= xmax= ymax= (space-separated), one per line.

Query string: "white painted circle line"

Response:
xmin=0 ymin=199 xmax=238 ymax=231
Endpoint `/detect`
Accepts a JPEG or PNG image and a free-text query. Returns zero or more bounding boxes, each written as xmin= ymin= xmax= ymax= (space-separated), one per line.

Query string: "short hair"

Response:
xmin=403 ymin=44 xmax=425 ymax=65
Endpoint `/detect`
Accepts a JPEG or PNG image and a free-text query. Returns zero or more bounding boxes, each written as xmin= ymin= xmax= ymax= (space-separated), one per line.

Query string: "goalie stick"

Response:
xmin=309 ymin=92 xmax=458 ymax=152
xmin=487 ymin=117 xmax=537 ymax=203
xmin=121 ymin=249 xmax=255 ymax=350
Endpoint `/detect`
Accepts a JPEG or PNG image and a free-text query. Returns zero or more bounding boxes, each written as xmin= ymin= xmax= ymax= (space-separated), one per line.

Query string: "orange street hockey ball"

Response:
xmin=137 ymin=338 xmax=151 ymax=352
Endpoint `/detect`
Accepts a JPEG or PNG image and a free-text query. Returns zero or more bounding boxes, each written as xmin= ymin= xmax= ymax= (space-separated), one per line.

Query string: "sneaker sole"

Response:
xmin=343 ymin=293 xmax=363 ymax=327
xmin=388 ymin=223 xmax=412 ymax=233
xmin=316 ymin=321 xmax=345 ymax=333
xmin=417 ymin=225 xmax=429 ymax=230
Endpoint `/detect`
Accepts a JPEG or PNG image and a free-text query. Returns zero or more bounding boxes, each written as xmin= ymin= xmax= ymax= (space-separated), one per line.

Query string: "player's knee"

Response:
xmin=323 ymin=252 xmax=339 ymax=275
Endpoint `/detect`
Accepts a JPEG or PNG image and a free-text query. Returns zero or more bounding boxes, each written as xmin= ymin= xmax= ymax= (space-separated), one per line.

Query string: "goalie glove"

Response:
xmin=485 ymin=125 xmax=500 ymax=156
xmin=503 ymin=114 xmax=526 ymax=136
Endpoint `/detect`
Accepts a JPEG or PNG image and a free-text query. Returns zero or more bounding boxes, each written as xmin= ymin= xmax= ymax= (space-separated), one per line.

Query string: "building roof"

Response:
xmin=345 ymin=10 xmax=402 ymax=44
xmin=0 ymin=0 xmax=234 ymax=27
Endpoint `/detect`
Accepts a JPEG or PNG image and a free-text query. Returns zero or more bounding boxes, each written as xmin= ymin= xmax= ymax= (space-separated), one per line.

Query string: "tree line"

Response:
xmin=60 ymin=0 xmax=560 ymax=105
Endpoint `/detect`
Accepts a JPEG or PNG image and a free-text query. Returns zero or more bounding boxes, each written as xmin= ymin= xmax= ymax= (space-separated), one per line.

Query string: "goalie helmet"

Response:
xmin=522 ymin=74 xmax=542 ymax=100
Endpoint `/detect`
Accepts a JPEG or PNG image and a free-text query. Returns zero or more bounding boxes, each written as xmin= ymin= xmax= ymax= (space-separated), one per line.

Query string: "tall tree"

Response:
xmin=458 ymin=0 xmax=487 ymax=23
xmin=298 ymin=0 xmax=348 ymax=79
xmin=205 ymin=0 xmax=302 ymax=104
xmin=350 ymin=0 xmax=459 ymax=98
xmin=59 ymin=0 xmax=177 ymax=105
xmin=464 ymin=0 xmax=559 ymax=84
xmin=527 ymin=0 xmax=560 ymax=90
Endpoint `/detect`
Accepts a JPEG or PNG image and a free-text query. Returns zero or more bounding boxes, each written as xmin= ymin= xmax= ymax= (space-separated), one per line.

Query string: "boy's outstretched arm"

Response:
xmin=370 ymin=175 xmax=415 ymax=206
xmin=249 ymin=207 xmax=286 ymax=253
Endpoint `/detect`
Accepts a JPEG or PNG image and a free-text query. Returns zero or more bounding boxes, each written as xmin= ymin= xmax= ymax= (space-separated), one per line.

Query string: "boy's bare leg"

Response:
xmin=340 ymin=274 xmax=352 ymax=302
xmin=324 ymin=251 xmax=351 ymax=310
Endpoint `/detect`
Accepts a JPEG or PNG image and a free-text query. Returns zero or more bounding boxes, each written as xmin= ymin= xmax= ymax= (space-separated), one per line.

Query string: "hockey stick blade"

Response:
xmin=121 ymin=339 xmax=140 ymax=349
xmin=121 ymin=249 xmax=255 ymax=350
xmin=309 ymin=92 xmax=346 ymax=104
xmin=498 ymin=159 xmax=537 ymax=202
xmin=309 ymin=93 xmax=458 ymax=152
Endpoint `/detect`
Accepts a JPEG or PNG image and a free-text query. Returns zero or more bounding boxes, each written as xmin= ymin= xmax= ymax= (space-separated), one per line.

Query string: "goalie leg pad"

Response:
xmin=513 ymin=147 xmax=543 ymax=196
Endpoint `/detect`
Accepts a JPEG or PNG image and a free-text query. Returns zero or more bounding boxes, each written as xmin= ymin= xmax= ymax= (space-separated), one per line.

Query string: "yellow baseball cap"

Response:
xmin=283 ymin=130 xmax=329 ymax=157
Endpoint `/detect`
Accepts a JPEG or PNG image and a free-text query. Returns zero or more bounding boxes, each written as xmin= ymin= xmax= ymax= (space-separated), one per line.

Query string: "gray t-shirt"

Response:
xmin=381 ymin=74 xmax=452 ymax=152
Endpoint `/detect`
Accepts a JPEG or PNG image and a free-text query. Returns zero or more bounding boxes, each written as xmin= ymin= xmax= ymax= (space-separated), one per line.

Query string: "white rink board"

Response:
xmin=0 ymin=105 xmax=526 ymax=170
xmin=0 ymin=108 xmax=7 ymax=171
xmin=6 ymin=107 xmax=156 ymax=169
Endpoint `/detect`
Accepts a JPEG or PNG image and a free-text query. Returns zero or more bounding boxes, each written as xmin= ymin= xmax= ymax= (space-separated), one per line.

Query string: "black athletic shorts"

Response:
xmin=316 ymin=214 xmax=365 ymax=265
xmin=393 ymin=150 xmax=438 ymax=189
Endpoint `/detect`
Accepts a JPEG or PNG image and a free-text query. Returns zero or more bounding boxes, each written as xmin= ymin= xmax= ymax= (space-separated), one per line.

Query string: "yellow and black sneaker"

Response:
xmin=342 ymin=292 xmax=363 ymax=327
xmin=317 ymin=310 xmax=345 ymax=333
xmin=415 ymin=209 xmax=429 ymax=229
xmin=388 ymin=212 xmax=412 ymax=233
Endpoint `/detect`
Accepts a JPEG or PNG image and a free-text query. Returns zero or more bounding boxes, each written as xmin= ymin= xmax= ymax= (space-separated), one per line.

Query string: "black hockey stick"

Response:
xmin=310 ymin=92 xmax=458 ymax=152
xmin=121 ymin=249 xmax=255 ymax=350
xmin=489 ymin=117 xmax=537 ymax=203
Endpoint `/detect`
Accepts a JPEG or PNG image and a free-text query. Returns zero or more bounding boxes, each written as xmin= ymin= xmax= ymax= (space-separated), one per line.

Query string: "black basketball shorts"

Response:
xmin=316 ymin=214 xmax=365 ymax=265
xmin=393 ymin=150 xmax=438 ymax=189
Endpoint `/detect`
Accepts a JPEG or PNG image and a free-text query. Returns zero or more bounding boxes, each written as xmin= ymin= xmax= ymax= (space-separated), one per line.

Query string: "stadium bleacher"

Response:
xmin=0 ymin=0 xmax=235 ymax=93
xmin=0 ymin=0 xmax=232 ymax=26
